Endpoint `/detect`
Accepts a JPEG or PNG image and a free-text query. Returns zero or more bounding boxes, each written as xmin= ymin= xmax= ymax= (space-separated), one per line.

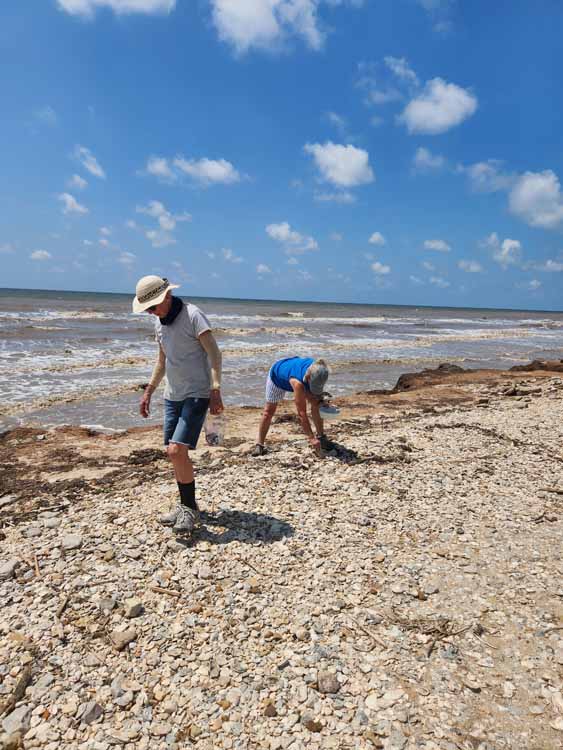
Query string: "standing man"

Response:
xmin=133 ymin=275 xmax=223 ymax=535
xmin=252 ymin=356 xmax=334 ymax=457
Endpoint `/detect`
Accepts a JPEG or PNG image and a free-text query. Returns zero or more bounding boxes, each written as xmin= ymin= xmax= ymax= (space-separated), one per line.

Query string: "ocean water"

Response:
xmin=1 ymin=287 xmax=563 ymax=432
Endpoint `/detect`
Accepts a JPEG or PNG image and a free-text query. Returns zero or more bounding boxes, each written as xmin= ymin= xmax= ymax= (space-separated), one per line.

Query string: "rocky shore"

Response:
xmin=2 ymin=363 xmax=563 ymax=750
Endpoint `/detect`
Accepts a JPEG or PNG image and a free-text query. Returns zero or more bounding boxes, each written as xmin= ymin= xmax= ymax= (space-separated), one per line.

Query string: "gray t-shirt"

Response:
xmin=155 ymin=302 xmax=212 ymax=401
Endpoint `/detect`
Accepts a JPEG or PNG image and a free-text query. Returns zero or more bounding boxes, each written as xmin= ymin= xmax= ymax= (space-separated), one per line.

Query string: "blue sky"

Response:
xmin=1 ymin=0 xmax=563 ymax=309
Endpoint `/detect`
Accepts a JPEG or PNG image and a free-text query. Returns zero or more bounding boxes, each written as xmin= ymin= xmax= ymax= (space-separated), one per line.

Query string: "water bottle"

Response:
xmin=204 ymin=412 xmax=227 ymax=447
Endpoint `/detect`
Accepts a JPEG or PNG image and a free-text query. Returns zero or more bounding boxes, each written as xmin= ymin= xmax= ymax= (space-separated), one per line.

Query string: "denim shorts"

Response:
xmin=163 ymin=397 xmax=210 ymax=448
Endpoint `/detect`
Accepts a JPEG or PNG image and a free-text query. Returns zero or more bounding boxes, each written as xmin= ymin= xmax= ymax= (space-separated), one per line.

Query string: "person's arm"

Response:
xmin=291 ymin=379 xmax=321 ymax=455
xmin=309 ymin=396 xmax=324 ymax=438
xmin=199 ymin=330 xmax=224 ymax=415
xmin=140 ymin=344 xmax=165 ymax=418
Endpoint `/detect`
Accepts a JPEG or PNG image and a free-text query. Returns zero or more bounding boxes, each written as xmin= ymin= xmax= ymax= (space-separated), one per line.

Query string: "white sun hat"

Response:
xmin=132 ymin=275 xmax=179 ymax=313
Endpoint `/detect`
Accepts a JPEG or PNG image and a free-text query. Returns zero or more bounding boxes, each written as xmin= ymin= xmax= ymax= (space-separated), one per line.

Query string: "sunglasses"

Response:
xmin=146 ymin=304 xmax=158 ymax=313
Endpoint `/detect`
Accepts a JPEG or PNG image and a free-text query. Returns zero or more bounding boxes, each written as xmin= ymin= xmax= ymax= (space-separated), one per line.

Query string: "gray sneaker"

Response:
xmin=172 ymin=506 xmax=200 ymax=535
xmin=159 ymin=505 xmax=181 ymax=527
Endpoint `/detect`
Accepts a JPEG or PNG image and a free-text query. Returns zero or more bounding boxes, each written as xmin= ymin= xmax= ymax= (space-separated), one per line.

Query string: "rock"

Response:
xmin=317 ymin=671 xmax=340 ymax=694
xmin=124 ymin=597 xmax=144 ymax=618
xmin=197 ymin=563 xmax=212 ymax=579
xmin=22 ymin=526 xmax=42 ymax=538
xmin=385 ymin=729 xmax=408 ymax=749
xmin=2 ymin=705 xmax=32 ymax=735
xmin=190 ymin=724 xmax=203 ymax=739
xmin=78 ymin=701 xmax=103 ymax=725
xmin=110 ymin=627 xmax=137 ymax=651
xmin=301 ymin=712 xmax=323 ymax=732
xmin=114 ymin=691 xmax=134 ymax=707
xmin=150 ymin=723 xmax=171 ymax=737
xmin=98 ymin=597 xmax=117 ymax=613
xmin=264 ymin=701 xmax=278 ymax=717
xmin=61 ymin=534 xmax=82 ymax=551
xmin=43 ymin=517 xmax=61 ymax=529
xmin=32 ymin=672 xmax=55 ymax=698
xmin=0 ymin=559 xmax=19 ymax=581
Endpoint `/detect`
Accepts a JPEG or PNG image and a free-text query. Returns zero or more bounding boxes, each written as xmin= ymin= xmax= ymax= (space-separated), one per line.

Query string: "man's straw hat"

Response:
xmin=132 ymin=275 xmax=179 ymax=313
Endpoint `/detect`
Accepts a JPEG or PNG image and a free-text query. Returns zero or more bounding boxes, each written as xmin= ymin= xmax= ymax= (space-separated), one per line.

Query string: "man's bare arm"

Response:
xmin=199 ymin=330 xmax=224 ymax=415
xmin=292 ymin=380 xmax=321 ymax=454
xmin=140 ymin=344 xmax=165 ymax=417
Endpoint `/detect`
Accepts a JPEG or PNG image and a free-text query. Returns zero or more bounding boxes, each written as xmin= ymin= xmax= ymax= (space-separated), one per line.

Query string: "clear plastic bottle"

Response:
xmin=204 ymin=412 xmax=227 ymax=447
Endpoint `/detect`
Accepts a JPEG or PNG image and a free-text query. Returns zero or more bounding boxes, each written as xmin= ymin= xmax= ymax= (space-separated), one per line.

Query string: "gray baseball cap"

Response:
xmin=308 ymin=359 xmax=329 ymax=396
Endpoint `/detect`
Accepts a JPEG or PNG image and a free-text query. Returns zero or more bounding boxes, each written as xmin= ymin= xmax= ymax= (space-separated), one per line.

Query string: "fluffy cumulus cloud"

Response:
xmin=399 ymin=78 xmax=477 ymax=135
xmin=368 ymin=231 xmax=385 ymax=246
xmin=484 ymin=232 xmax=522 ymax=268
xmin=256 ymin=263 xmax=272 ymax=274
xmin=174 ymin=156 xmax=241 ymax=185
xmin=423 ymin=239 xmax=450 ymax=252
xmin=266 ymin=221 xmax=318 ymax=254
xmin=413 ymin=146 xmax=445 ymax=172
xmin=136 ymin=200 xmax=191 ymax=247
xmin=58 ymin=193 xmax=88 ymax=215
xmin=371 ymin=261 xmax=390 ymax=275
xmin=210 ymin=0 xmax=362 ymax=55
xmin=384 ymin=56 xmax=419 ymax=87
xmin=144 ymin=155 xmax=241 ymax=186
xmin=458 ymin=259 xmax=483 ymax=273
xmin=56 ymin=0 xmax=175 ymax=18
xmin=508 ymin=170 xmax=563 ymax=229
xmin=304 ymin=141 xmax=374 ymax=188
xmin=30 ymin=250 xmax=52 ymax=261
xmin=74 ymin=145 xmax=106 ymax=179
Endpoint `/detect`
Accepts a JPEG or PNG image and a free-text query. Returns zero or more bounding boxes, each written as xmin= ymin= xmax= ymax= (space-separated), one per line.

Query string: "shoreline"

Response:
xmin=2 ymin=360 xmax=563 ymax=748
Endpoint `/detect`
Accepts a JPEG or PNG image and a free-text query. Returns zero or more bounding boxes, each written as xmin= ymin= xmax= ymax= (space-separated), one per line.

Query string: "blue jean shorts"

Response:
xmin=163 ymin=397 xmax=209 ymax=448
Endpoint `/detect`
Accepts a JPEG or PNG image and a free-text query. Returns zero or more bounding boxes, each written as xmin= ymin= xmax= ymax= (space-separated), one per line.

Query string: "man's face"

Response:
xmin=146 ymin=292 xmax=171 ymax=316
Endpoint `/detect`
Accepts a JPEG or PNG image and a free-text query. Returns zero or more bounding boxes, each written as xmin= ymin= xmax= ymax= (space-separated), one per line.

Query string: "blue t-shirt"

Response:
xmin=270 ymin=357 xmax=314 ymax=392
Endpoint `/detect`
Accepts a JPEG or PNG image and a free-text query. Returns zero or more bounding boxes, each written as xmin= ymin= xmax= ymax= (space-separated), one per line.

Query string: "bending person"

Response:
xmin=133 ymin=275 xmax=223 ymax=535
xmin=252 ymin=357 xmax=334 ymax=456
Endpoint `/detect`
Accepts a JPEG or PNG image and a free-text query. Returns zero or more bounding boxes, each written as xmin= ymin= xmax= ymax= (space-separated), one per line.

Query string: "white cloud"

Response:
xmin=484 ymin=232 xmax=522 ymax=268
xmin=146 ymin=229 xmax=175 ymax=248
xmin=58 ymin=192 xmax=88 ymax=215
xmin=298 ymin=269 xmax=313 ymax=281
xmin=304 ymin=141 xmax=374 ymax=188
xmin=509 ymin=170 xmax=563 ymax=229
xmin=222 ymin=248 xmax=244 ymax=263
xmin=56 ymin=0 xmax=175 ymax=18
xmin=314 ymin=190 xmax=355 ymax=204
xmin=68 ymin=174 xmax=88 ymax=190
xmin=74 ymin=145 xmax=106 ymax=179
xmin=173 ymin=156 xmax=241 ymax=185
xmin=528 ymin=279 xmax=541 ymax=290
xmin=371 ymin=261 xmax=390 ymax=275
xmin=413 ymin=146 xmax=445 ymax=172
xmin=146 ymin=156 xmax=176 ymax=182
xmin=368 ymin=231 xmax=385 ymax=246
xmin=30 ymin=250 xmax=52 ymax=261
xmin=409 ymin=274 xmax=424 ymax=285
xmin=118 ymin=251 xmax=136 ymax=266
xmin=0 ymin=243 xmax=14 ymax=254
xmin=137 ymin=200 xmax=190 ymax=248
xmin=421 ymin=260 xmax=435 ymax=271
xmin=370 ymin=115 xmax=384 ymax=127
xmin=100 ymin=226 xmax=112 ymax=236
xmin=34 ymin=106 xmax=58 ymax=126
xmin=399 ymin=78 xmax=477 ymax=135
xmin=536 ymin=259 xmax=563 ymax=272
xmin=429 ymin=275 xmax=450 ymax=288
xmin=326 ymin=111 xmax=347 ymax=133
xmin=99 ymin=238 xmax=109 ymax=247
xmin=423 ymin=239 xmax=450 ymax=252
xmin=257 ymin=263 xmax=272 ymax=274
xmin=287 ymin=256 xmax=299 ymax=265
xmin=125 ymin=220 xmax=138 ymax=230
xmin=83 ymin=240 xmax=93 ymax=246
xmin=459 ymin=159 xmax=513 ymax=193
xmin=384 ymin=56 xmax=419 ymax=87
xmin=209 ymin=0 xmax=361 ymax=54
xmin=458 ymin=259 xmax=483 ymax=273
xmin=266 ymin=221 xmax=318 ymax=254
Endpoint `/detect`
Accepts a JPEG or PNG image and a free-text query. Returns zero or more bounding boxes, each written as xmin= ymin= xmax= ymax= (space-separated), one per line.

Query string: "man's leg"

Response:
xmin=167 ymin=442 xmax=197 ymax=510
xmin=257 ymin=402 xmax=278 ymax=446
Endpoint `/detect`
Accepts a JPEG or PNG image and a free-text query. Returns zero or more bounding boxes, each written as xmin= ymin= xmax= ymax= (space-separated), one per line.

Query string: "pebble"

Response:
xmin=2 ymin=706 xmax=32 ymax=735
xmin=124 ymin=597 xmax=144 ymax=618
xmin=0 ymin=559 xmax=19 ymax=580
xmin=61 ymin=534 xmax=83 ymax=551
xmin=317 ymin=671 xmax=340 ymax=694
xmin=110 ymin=628 xmax=137 ymax=651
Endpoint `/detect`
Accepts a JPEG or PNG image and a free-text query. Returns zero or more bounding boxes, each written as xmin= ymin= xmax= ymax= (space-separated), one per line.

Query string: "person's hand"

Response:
xmin=309 ymin=436 xmax=322 ymax=457
xmin=209 ymin=388 xmax=224 ymax=415
xmin=140 ymin=390 xmax=152 ymax=418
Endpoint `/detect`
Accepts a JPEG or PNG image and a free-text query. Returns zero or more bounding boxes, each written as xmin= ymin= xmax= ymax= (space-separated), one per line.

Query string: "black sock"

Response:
xmin=177 ymin=481 xmax=198 ymax=511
